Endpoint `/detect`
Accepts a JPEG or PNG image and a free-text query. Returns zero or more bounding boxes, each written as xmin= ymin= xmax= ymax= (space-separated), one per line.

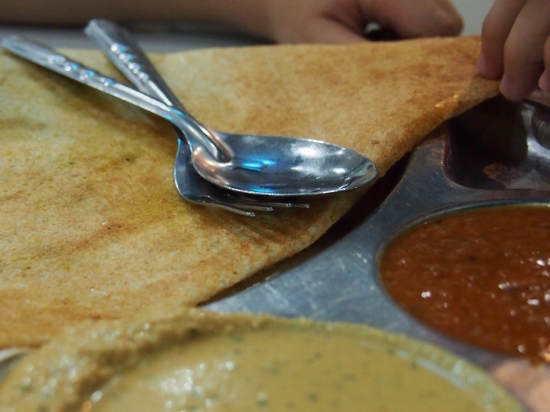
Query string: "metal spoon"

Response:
xmin=84 ymin=19 xmax=307 ymax=216
xmin=1 ymin=35 xmax=378 ymax=197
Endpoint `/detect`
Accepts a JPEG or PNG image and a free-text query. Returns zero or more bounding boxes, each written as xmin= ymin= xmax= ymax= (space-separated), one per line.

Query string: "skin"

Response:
xmin=0 ymin=0 xmax=462 ymax=42
xmin=1 ymin=0 xmax=547 ymax=100
xmin=478 ymin=0 xmax=550 ymax=101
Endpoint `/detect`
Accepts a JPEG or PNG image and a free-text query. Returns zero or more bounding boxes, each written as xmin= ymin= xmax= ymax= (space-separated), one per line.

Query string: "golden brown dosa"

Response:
xmin=0 ymin=35 xmax=499 ymax=348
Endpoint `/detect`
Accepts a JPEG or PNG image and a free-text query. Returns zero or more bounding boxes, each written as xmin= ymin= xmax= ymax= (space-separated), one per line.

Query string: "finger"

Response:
xmin=361 ymin=0 xmax=463 ymax=38
xmin=299 ymin=16 xmax=367 ymax=43
xmin=478 ymin=0 xmax=527 ymax=79
xmin=539 ymin=36 xmax=550 ymax=92
xmin=424 ymin=0 xmax=465 ymax=25
xmin=266 ymin=0 xmax=369 ymax=44
xmin=500 ymin=0 xmax=550 ymax=100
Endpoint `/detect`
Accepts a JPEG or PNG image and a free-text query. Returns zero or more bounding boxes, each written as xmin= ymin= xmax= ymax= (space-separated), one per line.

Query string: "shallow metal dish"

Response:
xmin=2 ymin=97 xmax=549 ymax=410
xmin=206 ymin=96 xmax=550 ymax=411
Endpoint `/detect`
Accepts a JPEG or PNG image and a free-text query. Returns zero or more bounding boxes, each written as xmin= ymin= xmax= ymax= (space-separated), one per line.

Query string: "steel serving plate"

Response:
xmin=1 ymin=96 xmax=550 ymax=410
xmin=206 ymin=96 xmax=550 ymax=411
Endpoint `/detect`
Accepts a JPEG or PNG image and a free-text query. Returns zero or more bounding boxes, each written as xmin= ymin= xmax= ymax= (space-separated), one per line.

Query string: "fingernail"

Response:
xmin=500 ymin=75 xmax=513 ymax=99
xmin=477 ymin=54 xmax=489 ymax=75
xmin=477 ymin=53 xmax=503 ymax=79
xmin=539 ymin=70 xmax=550 ymax=93
xmin=499 ymin=75 xmax=524 ymax=101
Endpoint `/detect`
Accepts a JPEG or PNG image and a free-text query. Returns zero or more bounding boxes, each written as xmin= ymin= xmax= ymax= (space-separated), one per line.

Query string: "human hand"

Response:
xmin=478 ymin=0 xmax=550 ymax=101
xmin=260 ymin=0 xmax=462 ymax=44
xmin=0 ymin=0 xmax=463 ymax=47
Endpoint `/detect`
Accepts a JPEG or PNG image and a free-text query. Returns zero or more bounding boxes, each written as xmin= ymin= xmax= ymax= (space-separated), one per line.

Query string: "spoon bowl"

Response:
xmin=1 ymin=35 xmax=378 ymax=197
xmin=206 ymin=131 xmax=376 ymax=195
xmin=85 ymin=20 xmax=310 ymax=215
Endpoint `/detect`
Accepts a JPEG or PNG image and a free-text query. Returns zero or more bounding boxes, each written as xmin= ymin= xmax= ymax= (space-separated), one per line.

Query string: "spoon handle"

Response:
xmin=84 ymin=19 xmax=231 ymax=160
xmin=0 ymin=35 xmax=218 ymax=161
xmin=84 ymin=19 xmax=185 ymax=111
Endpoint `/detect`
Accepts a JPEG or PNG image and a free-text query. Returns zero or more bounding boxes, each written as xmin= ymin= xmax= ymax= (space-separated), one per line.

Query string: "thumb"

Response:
xmin=288 ymin=15 xmax=367 ymax=44
xmin=361 ymin=0 xmax=463 ymax=38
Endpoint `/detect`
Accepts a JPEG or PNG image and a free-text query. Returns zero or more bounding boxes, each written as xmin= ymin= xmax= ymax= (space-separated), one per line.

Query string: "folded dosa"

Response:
xmin=0 ymin=36 xmax=499 ymax=348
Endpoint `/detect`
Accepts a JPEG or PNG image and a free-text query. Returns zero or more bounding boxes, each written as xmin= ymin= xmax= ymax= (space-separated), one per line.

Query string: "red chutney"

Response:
xmin=380 ymin=205 xmax=550 ymax=363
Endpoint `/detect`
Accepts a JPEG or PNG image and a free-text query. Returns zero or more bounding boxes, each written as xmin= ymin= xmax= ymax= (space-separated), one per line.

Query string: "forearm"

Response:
xmin=0 ymin=0 xmax=464 ymax=45
xmin=0 ymin=0 xmax=273 ymax=39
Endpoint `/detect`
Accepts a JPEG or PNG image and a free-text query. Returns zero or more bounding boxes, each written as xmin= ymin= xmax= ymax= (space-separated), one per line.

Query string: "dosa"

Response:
xmin=0 ymin=35 xmax=499 ymax=348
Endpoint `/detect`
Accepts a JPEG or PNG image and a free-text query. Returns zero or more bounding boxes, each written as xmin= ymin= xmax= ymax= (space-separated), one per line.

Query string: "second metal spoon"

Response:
xmin=2 ymin=35 xmax=378 ymax=197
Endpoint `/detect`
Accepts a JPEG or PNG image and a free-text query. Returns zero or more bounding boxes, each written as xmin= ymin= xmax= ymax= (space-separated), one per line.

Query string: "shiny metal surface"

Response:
xmin=2 ymin=100 xmax=547 ymax=409
xmin=2 ymin=22 xmax=549 ymax=409
xmin=206 ymin=97 xmax=550 ymax=411
xmin=1 ymin=34 xmax=378 ymax=198
xmin=532 ymin=109 xmax=550 ymax=152
xmin=85 ymin=19 xmax=305 ymax=216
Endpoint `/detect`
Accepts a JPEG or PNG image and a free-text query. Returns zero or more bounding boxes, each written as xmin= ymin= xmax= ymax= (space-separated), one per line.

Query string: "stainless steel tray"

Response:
xmin=1 ymin=97 xmax=549 ymax=410
xmin=206 ymin=96 xmax=550 ymax=411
